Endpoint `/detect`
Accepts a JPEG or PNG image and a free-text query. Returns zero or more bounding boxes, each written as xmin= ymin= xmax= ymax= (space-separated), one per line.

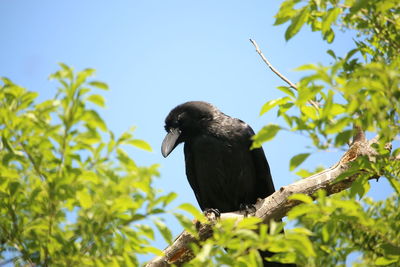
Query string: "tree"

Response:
xmin=1 ymin=1 xmax=399 ymax=267
xmin=0 ymin=65 xmax=175 ymax=266
xmin=147 ymin=0 xmax=400 ymax=266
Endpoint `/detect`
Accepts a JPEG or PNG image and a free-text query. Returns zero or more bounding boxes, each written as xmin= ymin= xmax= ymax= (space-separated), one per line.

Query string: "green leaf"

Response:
xmin=325 ymin=117 xmax=351 ymax=134
xmin=260 ymin=97 xmax=291 ymax=116
xmin=321 ymin=8 xmax=341 ymax=34
xmin=128 ymin=139 xmax=152 ymax=152
xmin=274 ymin=0 xmax=297 ymax=26
xmin=251 ymin=124 xmax=281 ymax=148
xmin=326 ymin=49 xmax=336 ymax=59
xmin=323 ymin=28 xmax=335 ymax=43
xmin=288 ymin=194 xmax=313 ymax=204
xmin=289 ymin=153 xmax=310 ymax=171
xmin=196 ymin=243 xmax=213 ymax=262
xmin=174 ymin=213 xmax=197 ymax=235
xmin=334 ymin=130 xmax=352 ymax=147
xmin=237 ymin=217 xmax=262 ymax=230
xmin=82 ymin=110 xmax=107 ymax=131
xmin=154 ymin=220 xmax=173 ymax=244
xmin=374 ymin=256 xmax=399 ymax=265
xmin=300 ymin=106 xmax=318 ymax=120
xmin=77 ymin=190 xmax=93 ymax=209
xmin=86 ymin=94 xmax=106 ymax=107
xmin=350 ymin=177 xmax=370 ymax=198
xmin=178 ymin=203 xmax=204 ymax=221
xmin=380 ymin=244 xmax=400 ymax=256
xmin=285 ymin=7 xmax=309 ymax=41
xmin=89 ymin=81 xmax=109 ymax=90
xmin=140 ymin=246 xmax=164 ymax=256
xmin=287 ymin=204 xmax=314 ymax=219
xmin=276 ymin=86 xmax=296 ymax=98
xmin=160 ymin=192 xmax=177 ymax=207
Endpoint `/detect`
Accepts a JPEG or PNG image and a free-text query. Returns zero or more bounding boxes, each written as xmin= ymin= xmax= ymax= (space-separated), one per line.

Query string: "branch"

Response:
xmin=145 ymin=136 xmax=380 ymax=267
xmin=249 ymin=39 xmax=320 ymax=110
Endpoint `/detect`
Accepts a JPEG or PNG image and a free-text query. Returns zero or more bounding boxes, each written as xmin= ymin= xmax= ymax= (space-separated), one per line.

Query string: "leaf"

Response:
xmin=260 ymin=97 xmax=291 ymax=116
xmin=325 ymin=117 xmax=351 ymax=134
xmin=285 ymin=7 xmax=309 ymax=41
xmin=86 ymin=94 xmax=106 ymax=107
xmin=196 ymin=243 xmax=213 ymax=262
xmin=251 ymin=124 xmax=281 ymax=148
xmin=334 ymin=130 xmax=352 ymax=147
xmin=141 ymin=246 xmax=164 ymax=256
xmin=160 ymin=192 xmax=177 ymax=207
xmin=300 ymin=106 xmax=318 ymax=120
xmin=374 ymin=256 xmax=399 ymax=265
xmin=276 ymin=86 xmax=296 ymax=98
xmin=89 ymin=81 xmax=109 ymax=90
xmin=154 ymin=220 xmax=173 ymax=244
xmin=326 ymin=49 xmax=336 ymax=59
xmin=82 ymin=110 xmax=107 ymax=131
xmin=289 ymin=153 xmax=310 ymax=171
xmin=380 ymin=244 xmax=400 ymax=256
xmin=178 ymin=203 xmax=204 ymax=221
xmin=173 ymin=213 xmax=196 ymax=234
xmin=350 ymin=177 xmax=370 ymax=198
xmin=77 ymin=190 xmax=93 ymax=209
xmin=321 ymin=8 xmax=341 ymax=34
xmin=128 ymin=139 xmax=152 ymax=152
xmin=274 ymin=0 xmax=297 ymax=26
xmin=287 ymin=204 xmax=314 ymax=219
xmin=237 ymin=217 xmax=262 ymax=230
xmin=323 ymin=28 xmax=335 ymax=43
xmin=288 ymin=194 xmax=313 ymax=204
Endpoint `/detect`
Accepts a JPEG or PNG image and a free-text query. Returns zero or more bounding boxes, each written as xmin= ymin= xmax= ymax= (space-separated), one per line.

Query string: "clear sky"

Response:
xmin=0 ymin=1 xmax=394 ymax=265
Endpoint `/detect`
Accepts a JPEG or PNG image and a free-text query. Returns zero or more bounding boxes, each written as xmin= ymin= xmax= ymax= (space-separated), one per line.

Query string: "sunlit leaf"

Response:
xmin=178 ymin=203 xmax=204 ymax=221
xmin=87 ymin=94 xmax=106 ymax=107
xmin=154 ymin=220 xmax=173 ymax=244
xmin=89 ymin=81 xmax=109 ymax=90
xmin=285 ymin=7 xmax=309 ymax=41
xmin=251 ymin=124 xmax=281 ymax=148
xmin=260 ymin=97 xmax=291 ymax=116
xmin=288 ymin=194 xmax=313 ymax=204
xmin=128 ymin=139 xmax=152 ymax=152
xmin=289 ymin=153 xmax=310 ymax=171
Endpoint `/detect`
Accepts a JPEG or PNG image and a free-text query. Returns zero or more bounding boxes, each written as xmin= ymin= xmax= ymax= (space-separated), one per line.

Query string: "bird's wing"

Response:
xmin=183 ymin=143 xmax=203 ymax=208
xmin=184 ymin=135 xmax=242 ymax=212
xmin=242 ymin=122 xmax=276 ymax=198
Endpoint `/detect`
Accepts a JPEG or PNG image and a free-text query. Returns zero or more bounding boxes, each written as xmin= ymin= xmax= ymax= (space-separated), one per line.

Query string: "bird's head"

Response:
xmin=161 ymin=101 xmax=215 ymax=157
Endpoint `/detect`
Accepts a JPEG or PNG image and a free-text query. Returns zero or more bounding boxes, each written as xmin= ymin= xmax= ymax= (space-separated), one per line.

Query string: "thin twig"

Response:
xmin=249 ymin=39 xmax=320 ymax=110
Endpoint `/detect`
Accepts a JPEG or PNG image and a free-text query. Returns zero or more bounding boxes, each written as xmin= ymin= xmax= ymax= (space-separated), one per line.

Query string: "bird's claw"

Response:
xmin=203 ymin=208 xmax=221 ymax=220
xmin=239 ymin=203 xmax=257 ymax=217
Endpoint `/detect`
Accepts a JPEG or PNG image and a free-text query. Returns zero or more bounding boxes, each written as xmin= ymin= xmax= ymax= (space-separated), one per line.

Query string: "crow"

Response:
xmin=162 ymin=101 xmax=294 ymax=266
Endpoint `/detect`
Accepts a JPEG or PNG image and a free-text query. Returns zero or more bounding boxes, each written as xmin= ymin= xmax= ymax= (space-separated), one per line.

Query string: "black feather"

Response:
xmin=162 ymin=101 xmax=295 ymax=266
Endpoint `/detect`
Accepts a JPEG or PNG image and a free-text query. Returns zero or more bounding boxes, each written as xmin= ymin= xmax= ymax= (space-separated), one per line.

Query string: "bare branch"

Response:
xmin=145 ymin=137 xmax=382 ymax=266
xmin=249 ymin=39 xmax=320 ymax=110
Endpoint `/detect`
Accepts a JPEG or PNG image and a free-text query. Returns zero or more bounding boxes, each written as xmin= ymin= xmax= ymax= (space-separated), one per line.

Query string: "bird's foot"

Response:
xmin=239 ymin=203 xmax=257 ymax=217
xmin=203 ymin=208 xmax=221 ymax=220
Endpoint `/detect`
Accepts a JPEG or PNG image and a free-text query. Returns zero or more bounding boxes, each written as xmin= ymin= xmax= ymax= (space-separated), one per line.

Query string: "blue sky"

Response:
xmin=0 ymin=0 xmax=394 ymax=265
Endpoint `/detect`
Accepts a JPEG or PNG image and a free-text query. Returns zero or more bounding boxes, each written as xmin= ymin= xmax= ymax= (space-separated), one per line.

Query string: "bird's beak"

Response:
xmin=161 ymin=128 xmax=181 ymax=158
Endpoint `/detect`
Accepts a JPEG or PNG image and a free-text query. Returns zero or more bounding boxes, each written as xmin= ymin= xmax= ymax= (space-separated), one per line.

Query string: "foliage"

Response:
xmin=1 ymin=0 xmax=399 ymax=266
xmin=251 ymin=0 xmax=400 ymax=265
xmin=0 ymin=65 xmax=176 ymax=266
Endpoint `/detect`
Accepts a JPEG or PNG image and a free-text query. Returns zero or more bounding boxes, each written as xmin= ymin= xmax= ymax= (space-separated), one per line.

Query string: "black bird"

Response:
xmin=162 ymin=101 xmax=294 ymax=266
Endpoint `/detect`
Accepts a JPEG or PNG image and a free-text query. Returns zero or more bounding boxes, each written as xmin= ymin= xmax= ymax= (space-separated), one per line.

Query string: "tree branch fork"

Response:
xmin=146 ymin=134 xmax=384 ymax=267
